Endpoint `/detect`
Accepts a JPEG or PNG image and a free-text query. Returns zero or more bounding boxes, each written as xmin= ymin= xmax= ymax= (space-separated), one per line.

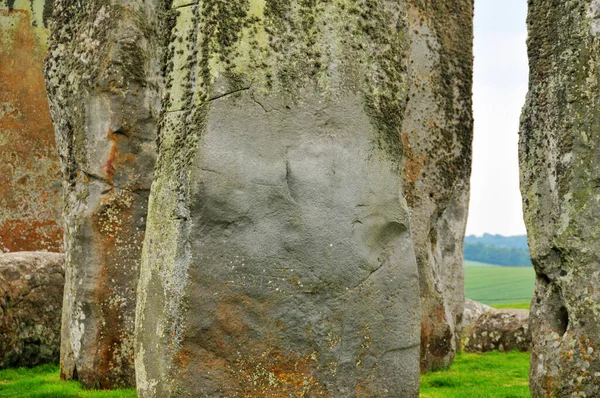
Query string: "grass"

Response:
xmin=420 ymin=351 xmax=531 ymax=398
xmin=1 ymin=353 xmax=531 ymax=398
xmin=465 ymin=262 xmax=535 ymax=306
xmin=464 ymin=260 xmax=498 ymax=268
xmin=492 ymin=302 xmax=531 ymax=310
xmin=3 ymin=354 xmax=531 ymax=398
xmin=0 ymin=364 xmax=136 ymax=398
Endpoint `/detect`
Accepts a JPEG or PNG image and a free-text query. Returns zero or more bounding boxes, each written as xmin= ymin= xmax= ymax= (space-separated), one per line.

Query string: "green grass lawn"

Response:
xmin=421 ymin=351 xmax=531 ymax=398
xmin=492 ymin=302 xmax=531 ymax=310
xmin=2 ymin=353 xmax=531 ymax=398
xmin=465 ymin=261 xmax=535 ymax=306
xmin=0 ymin=365 xmax=136 ymax=398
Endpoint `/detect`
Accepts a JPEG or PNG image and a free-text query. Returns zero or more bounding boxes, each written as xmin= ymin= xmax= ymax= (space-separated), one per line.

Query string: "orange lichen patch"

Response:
xmin=420 ymin=304 xmax=452 ymax=373
xmin=104 ymin=130 xmax=118 ymax=182
xmin=0 ymin=8 xmax=62 ymax=252
xmin=172 ymin=291 xmax=330 ymax=397
xmin=103 ymin=128 xmax=143 ymax=189
xmin=232 ymin=349 xmax=329 ymax=397
xmin=355 ymin=383 xmax=377 ymax=398
xmin=0 ymin=219 xmax=62 ymax=253
xmin=400 ymin=132 xmax=428 ymax=204
xmin=174 ymin=347 xmax=193 ymax=368
xmin=83 ymin=190 xmax=140 ymax=389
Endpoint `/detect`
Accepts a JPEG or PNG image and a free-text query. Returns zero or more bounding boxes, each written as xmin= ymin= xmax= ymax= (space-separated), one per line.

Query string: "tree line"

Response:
xmin=464 ymin=234 xmax=532 ymax=267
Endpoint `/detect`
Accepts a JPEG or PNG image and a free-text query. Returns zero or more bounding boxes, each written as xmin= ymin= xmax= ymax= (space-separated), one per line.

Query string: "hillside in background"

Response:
xmin=464 ymin=234 xmax=531 ymax=266
xmin=464 ymin=260 xmax=535 ymax=305
xmin=464 ymin=234 xmax=528 ymax=249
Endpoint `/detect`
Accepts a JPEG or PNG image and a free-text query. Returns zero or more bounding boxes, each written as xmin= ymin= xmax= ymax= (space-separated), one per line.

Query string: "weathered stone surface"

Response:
xmin=462 ymin=306 xmax=531 ymax=353
xmin=0 ymin=252 xmax=64 ymax=368
xmin=0 ymin=0 xmax=62 ymax=253
xmin=44 ymin=0 xmax=162 ymax=389
xmin=403 ymin=2 xmax=473 ymax=372
xmin=462 ymin=298 xmax=493 ymax=335
xmin=520 ymin=1 xmax=600 ymax=396
xmin=135 ymin=1 xmax=421 ymax=397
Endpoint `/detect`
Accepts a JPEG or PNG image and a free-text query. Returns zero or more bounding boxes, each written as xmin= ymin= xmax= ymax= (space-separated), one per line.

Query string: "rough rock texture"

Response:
xmin=520 ymin=1 xmax=600 ymax=396
xmin=0 ymin=252 xmax=64 ymax=368
xmin=0 ymin=0 xmax=62 ymax=253
xmin=403 ymin=1 xmax=473 ymax=372
xmin=462 ymin=307 xmax=531 ymax=353
xmin=135 ymin=1 xmax=422 ymax=397
xmin=44 ymin=0 xmax=162 ymax=389
xmin=462 ymin=298 xmax=493 ymax=334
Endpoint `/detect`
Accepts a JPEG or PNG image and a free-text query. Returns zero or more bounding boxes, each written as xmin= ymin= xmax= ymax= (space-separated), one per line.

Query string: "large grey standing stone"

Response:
xmin=0 ymin=252 xmax=64 ymax=369
xmin=520 ymin=1 xmax=600 ymax=396
xmin=135 ymin=1 xmax=420 ymax=397
xmin=44 ymin=0 xmax=163 ymax=389
xmin=403 ymin=1 xmax=473 ymax=372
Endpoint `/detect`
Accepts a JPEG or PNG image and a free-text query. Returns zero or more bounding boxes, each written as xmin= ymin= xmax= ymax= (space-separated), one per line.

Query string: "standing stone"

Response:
xmin=520 ymin=1 xmax=600 ymax=396
xmin=0 ymin=0 xmax=62 ymax=253
xmin=403 ymin=2 xmax=473 ymax=372
xmin=136 ymin=1 xmax=420 ymax=397
xmin=44 ymin=0 xmax=162 ymax=389
xmin=0 ymin=252 xmax=64 ymax=369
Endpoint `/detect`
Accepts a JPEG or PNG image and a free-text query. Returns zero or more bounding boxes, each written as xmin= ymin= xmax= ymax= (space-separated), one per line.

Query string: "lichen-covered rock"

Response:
xmin=44 ymin=0 xmax=163 ymax=389
xmin=0 ymin=0 xmax=62 ymax=253
xmin=462 ymin=307 xmax=531 ymax=353
xmin=0 ymin=252 xmax=64 ymax=368
xmin=135 ymin=1 xmax=420 ymax=397
xmin=403 ymin=1 xmax=473 ymax=372
xmin=462 ymin=298 xmax=493 ymax=335
xmin=520 ymin=1 xmax=600 ymax=396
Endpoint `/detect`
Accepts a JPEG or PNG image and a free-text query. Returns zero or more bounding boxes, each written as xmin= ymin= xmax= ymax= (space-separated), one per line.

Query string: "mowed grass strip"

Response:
xmin=420 ymin=351 xmax=531 ymax=398
xmin=1 ymin=354 xmax=531 ymax=397
xmin=0 ymin=364 xmax=136 ymax=398
xmin=465 ymin=262 xmax=536 ymax=306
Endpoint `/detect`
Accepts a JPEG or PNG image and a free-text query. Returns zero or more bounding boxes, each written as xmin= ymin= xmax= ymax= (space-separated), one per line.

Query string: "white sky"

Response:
xmin=465 ymin=0 xmax=529 ymax=236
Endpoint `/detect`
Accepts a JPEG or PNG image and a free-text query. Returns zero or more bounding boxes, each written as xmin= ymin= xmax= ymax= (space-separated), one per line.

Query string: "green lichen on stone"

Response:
xmin=155 ymin=0 xmax=413 ymax=166
xmin=520 ymin=0 xmax=600 ymax=396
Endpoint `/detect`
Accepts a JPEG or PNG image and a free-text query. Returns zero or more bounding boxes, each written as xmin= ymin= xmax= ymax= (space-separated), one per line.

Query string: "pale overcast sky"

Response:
xmin=465 ymin=0 xmax=529 ymax=237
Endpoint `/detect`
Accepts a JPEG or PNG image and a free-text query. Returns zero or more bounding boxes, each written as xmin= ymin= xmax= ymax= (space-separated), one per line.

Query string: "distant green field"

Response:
xmin=464 ymin=260 xmax=496 ymax=268
xmin=465 ymin=262 xmax=536 ymax=306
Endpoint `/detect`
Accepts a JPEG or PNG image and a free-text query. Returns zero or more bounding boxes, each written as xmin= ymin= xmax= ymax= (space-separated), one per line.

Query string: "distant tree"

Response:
xmin=463 ymin=240 xmax=532 ymax=267
xmin=464 ymin=234 xmax=529 ymax=250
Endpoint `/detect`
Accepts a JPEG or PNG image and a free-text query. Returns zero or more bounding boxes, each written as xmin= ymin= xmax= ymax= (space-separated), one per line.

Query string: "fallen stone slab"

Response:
xmin=462 ymin=298 xmax=493 ymax=333
xmin=0 ymin=252 xmax=64 ymax=369
xmin=462 ymin=300 xmax=531 ymax=353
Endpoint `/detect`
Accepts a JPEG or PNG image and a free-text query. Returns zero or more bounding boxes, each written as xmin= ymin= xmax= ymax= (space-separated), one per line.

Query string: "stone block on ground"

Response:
xmin=0 ymin=252 xmax=64 ymax=369
xmin=462 ymin=302 xmax=531 ymax=353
